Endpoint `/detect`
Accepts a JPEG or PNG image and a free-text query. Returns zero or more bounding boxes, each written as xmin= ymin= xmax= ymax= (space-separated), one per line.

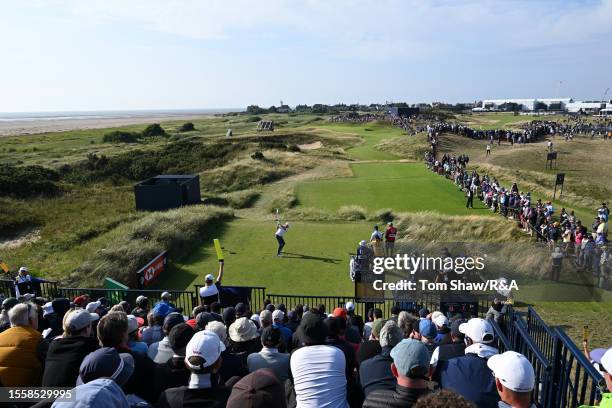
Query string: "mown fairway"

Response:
xmin=163 ymin=219 xmax=368 ymax=296
xmin=312 ymin=122 xmax=402 ymax=160
xmin=296 ymin=162 xmax=490 ymax=214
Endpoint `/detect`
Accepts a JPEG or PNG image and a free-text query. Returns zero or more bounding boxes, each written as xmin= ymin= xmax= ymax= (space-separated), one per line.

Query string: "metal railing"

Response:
xmin=514 ymin=318 xmax=553 ymax=408
xmin=489 ymin=317 xmax=513 ymax=353
xmin=551 ymin=327 xmax=604 ymax=408
xmin=527 ymin=305 xmax=556 ymax=361
xmin=193 ymin=285 xmax=266 ymax=312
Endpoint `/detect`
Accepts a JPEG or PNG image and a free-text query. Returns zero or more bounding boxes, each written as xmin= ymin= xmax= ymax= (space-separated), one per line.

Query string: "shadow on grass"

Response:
xmin=281 ymin=252 xmax=342 ymax=264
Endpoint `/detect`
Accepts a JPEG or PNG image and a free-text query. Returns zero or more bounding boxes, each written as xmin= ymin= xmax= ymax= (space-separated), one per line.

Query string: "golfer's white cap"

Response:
xmin=359 ymin=240 xmax=367 ymax=246
xmin=205 ymin=274 xmax=215 ymax=282
xmin=487 ymin=351 xmax=535 ymax=392
xmin=18 ymin=266 xmax=28 ymax=273
xmin=345 ymin=301 xmax=355 ymax=311
xmin=161 ymin=291 xmax=171 ymax=299
xmin=459 ymin=318 xmax=494 ymax=343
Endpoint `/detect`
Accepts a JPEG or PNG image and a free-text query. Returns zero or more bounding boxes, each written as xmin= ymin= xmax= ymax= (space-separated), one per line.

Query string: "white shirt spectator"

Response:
xmin=290 ymin=345 xmax=348 ymax=408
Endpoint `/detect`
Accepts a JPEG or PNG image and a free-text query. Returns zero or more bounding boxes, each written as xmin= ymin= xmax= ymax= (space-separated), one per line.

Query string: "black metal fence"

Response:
xmin=193 ymin=285 xmax=266 ymax=312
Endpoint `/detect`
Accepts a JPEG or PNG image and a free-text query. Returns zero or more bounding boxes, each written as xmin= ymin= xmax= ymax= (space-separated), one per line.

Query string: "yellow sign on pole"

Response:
xmin=213 ymin=239 xmax=224 ymax=261
xmin=0 ymin=262 xmax=9 ymax=273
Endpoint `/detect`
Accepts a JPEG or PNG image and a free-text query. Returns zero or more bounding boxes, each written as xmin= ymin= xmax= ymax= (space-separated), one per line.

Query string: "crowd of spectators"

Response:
xmin=0 ymin=286 xmax=579 ymax=408
xmin=424 ymin=152 xmax=610 ymax=282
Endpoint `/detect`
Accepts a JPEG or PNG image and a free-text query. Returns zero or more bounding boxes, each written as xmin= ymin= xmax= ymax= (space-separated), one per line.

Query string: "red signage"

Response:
xmin=137 ymin=251 xmax=167 ymax=288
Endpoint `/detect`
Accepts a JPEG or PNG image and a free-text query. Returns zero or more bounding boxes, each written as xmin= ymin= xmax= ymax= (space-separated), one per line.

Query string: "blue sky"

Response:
xmin=1 ymin=0 xmax=611 ymax=111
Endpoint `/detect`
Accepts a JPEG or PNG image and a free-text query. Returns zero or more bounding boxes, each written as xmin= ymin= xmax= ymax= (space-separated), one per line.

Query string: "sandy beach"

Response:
xmin=0 ymin=112 xmax=225 ymax=137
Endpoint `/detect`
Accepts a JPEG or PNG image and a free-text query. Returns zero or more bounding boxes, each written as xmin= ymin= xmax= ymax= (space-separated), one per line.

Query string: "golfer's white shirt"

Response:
xmin=290 ymin=345 xmax=348 ymax=408
xmin=276 ymin=226 xmax=287 ymax=237
xmin=199 ymin=284 xmax=219 ymax=298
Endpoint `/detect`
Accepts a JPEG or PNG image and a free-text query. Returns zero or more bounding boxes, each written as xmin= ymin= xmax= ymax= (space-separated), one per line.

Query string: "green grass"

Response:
xmin=296 ymin=162 xmax=491 ymax=214
xmin=165 ymin=219 xmax=368 ymax=295
xmin=311 ymin=122 xmax=402 ymax=160
xmin=461 ymin=112 xmax=540 ymax=130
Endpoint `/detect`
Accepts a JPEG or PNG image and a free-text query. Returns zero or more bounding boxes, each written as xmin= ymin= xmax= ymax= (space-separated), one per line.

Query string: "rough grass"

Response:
xmin=376 ymin=133 xmax=430 ymax=160
xmin=71 ymin=205 xmax=233 ymax=287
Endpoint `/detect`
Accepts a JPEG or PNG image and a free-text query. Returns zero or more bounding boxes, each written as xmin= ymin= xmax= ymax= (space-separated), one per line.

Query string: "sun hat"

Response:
xmin=64 ymin=309 xmax=100 ymax=332
xmin=459 ymin=318 xmax=494 ymax=343
xmin=77 ymin=347 xmax=134 ymax=386
xmin=390 ymin=339 xmax=430 ymax=377
xmin=184 ymin=330 xmax=225 ymax=369
xmin=229 ymin=317 xmax=258 ymax=342
xmin=487 ymin=351 xmax=535 ymax=392
xmin=590 ymin=348 xmax=612 ymax=375
xmin=226 ymin=368 xmax=286 ymax=408
xmin=379 ymin=320 xmax=404 ymax=348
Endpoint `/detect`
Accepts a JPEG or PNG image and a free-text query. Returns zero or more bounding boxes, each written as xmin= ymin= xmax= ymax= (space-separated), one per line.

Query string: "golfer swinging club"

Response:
xmin=275 ymin=209 xmax=289 ymax=256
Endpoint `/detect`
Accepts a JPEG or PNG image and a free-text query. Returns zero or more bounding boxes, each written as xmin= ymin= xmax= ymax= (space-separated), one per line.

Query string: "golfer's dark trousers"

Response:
xmin=466 ymin=195 xmax=473 ymax=208
xmin=276 ymin=235 xmax=285 ymax=255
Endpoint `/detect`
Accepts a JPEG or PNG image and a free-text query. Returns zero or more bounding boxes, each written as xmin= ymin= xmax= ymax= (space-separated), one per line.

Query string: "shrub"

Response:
xmin=369 ymin=208 xmax=395 ymax=223
xmin=179 ymin=122 xmax=195 ymax=132
xmin=71 ymin=206 xmax=233 ymax=287
xmin=223 ymin=189 xmax=260 ymax=209
xmin=142 ymin=123 xmax=166 ymax=138
xmin=202 ymin=196 xmax=229 ymax=206
xmin=102 ymin=130 xmax=140 ymax=143
xmin=0 ymin=164 xmax=60 ymax=198
xmin=251 ymin=151 xmax=265 ymax=160
xmin=244 ymin=116 xmax=262 ymax=122
xmin=337 ymin=205 xmax=367 ymax=220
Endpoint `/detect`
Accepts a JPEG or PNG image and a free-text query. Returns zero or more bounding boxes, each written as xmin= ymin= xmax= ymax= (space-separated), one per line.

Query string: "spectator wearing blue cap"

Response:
xmin=141 ymin=306 xmax=167 ymax=345
xmin=419 ymin=319 xmax=438 ymax=355
xmin=437 ymin=318 xmax=499 ymax=408
xmin=362 ymin=339 xmax=431 ymax=408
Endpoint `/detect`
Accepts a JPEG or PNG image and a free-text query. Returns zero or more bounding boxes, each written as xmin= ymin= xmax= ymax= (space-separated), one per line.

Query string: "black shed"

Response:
xmin=134 ymin=175 xmax=201 ymax=211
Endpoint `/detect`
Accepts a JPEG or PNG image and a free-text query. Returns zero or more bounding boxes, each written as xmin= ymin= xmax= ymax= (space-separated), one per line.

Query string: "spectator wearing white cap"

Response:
xmin=42 ymin=308 xmax=100 ymax=387
xmin=437 ymin=318 xmax=499 ymax=408
xmin=432 ymin=313 xmax=451 ymax=345
xmin=199 ymin=261 xmax=225 ymax=307
xmin=0 ymin=302 xmax=48 ymax=386
xmin=346 ymin=301 xmax=364 ymax=339
xmin=16 ymin=266 xmax=32 ymax=284
xmin=272 ymin=309 xmax=293 ymax=351
xmin=157 ymin=330 xmax=231 ymax=408
xmin=488 ymin=351 xmax=537 ymax=408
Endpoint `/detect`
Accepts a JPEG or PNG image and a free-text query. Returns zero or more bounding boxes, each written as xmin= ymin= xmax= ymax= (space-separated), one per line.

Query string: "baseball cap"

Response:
xmin=419 ymin=319 xmax=437 ymax=339
xmin=345 ymin=301 xmax=355 ymax=312
xmin=152 ymin=302 xmax=171 ymax=319
xmin=487 ymin=351 xmax=535 ymax=392
xmin=185 ymin=330 xmax=225 ymax=369
xmin=226 ymin=368 xmax=285 ymax=408
xmin=433 ymin=314 xmax=449 ymax=328
xmin=359 ymin=240 xmax=367 ymax=246
xmin=77 ymin=347 xmax=134 ymax=386
xmin=161 ymin=291 xmax=171 ymax=299
xmin=272 ymin=309 xmax=285 ymax=322
xmin=126 ymin=315 xmax=139 ymax=334
xmin=590 ymin=348 xmax=612 ymax=375
xmin=168 ymin=323 xmax=195 ymax=354
xmin=205 ymin=274 xmax=215 ymax=282
xmin=86 ymin=301 xmax=101 ymax=313
xmin=459 ymin=318 xmax=494 ymax=343
xmin=196 ymin=312 xmax=215 ymax=330
xmin=390 ymin=339 xmax=430 ymax=377
xmin=235 ymin=302 xmax=248 ymax=318
xmin=64 ymin=309 xmax=100 ymax=332
xmin=332 ymin=307 xmax=347 ymax=320
xmin=18 ymin=266 xmax=28 ymax=273
xmin=418 ymin=308 xmax=430 ymax=318
xmin=42 ymin=302 xmax=54 ymax=317
xmin=73 ymin=295 xmax=89 ymax=308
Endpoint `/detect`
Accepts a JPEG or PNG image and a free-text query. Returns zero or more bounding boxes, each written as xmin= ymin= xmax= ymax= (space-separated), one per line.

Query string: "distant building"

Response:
xmin=473 ymin=98 xmax=572 ymax=112
xmin=565 ymin=101 xmax=609 ymax=114
xmin=277 ymin=104 xmax=291 ymax=113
